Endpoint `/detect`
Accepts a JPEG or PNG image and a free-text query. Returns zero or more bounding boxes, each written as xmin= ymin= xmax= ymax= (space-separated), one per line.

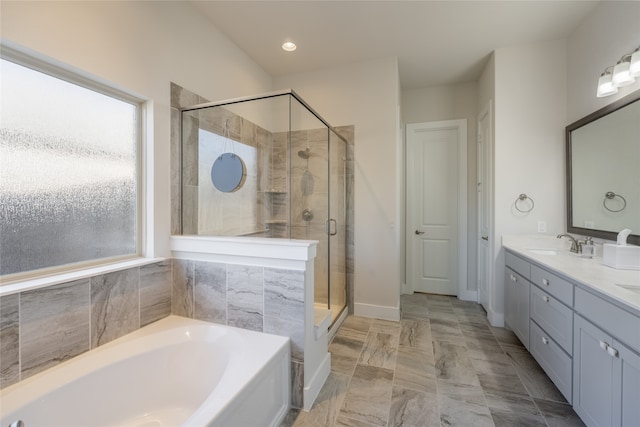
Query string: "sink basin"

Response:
xmin=616 ymin=284 xmax=640 ymax=295
xmin=527 ymin=248 xmax=558 ymax=255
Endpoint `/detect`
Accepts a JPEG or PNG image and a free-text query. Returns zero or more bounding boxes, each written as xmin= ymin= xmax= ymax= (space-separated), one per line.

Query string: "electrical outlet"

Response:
xmin=537 ymin=221 xmax=547 ymax=233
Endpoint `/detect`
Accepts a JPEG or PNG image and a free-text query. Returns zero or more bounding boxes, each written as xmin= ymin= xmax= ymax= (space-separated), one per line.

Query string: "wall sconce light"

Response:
xmin=597 ymin=46 xmax=640 ymax=97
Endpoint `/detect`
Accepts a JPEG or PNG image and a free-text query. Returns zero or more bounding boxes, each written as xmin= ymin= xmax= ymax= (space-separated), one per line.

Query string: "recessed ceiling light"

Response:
xmin=282 ymin=41 xmax=297 ymax=52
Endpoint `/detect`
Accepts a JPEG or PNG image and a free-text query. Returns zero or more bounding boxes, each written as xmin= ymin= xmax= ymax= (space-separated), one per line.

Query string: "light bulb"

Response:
xmin=282 ymin=42 xmax=297 ymax=52
xmin=597 ymin=72 xmax=618 ymax=97
xmin=612 ymin=58 xmax=635 ymax=87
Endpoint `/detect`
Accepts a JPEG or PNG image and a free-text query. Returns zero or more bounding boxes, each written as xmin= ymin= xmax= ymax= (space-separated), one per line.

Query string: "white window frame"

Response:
xmin=0 ymin=43 xmax=148 ymax=286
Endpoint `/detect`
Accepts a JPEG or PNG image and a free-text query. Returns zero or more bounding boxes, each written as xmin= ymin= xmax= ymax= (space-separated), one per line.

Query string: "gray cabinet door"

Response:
xmin=574 ymin=315 xmax=614 ymax=427
xmin=613 ymin=340 xmax=640 ymax=427
xmin=504 ymin=268 xmax=529 ymax=348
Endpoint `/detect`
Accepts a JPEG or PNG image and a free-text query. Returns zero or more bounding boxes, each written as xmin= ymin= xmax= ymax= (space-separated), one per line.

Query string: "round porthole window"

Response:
xmin=211 ymin=153 xmax=246 ymax=193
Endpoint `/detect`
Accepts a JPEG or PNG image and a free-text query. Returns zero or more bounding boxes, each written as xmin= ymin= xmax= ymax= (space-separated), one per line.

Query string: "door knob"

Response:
xmin=415 ymin=230 xmax=425 ymax=235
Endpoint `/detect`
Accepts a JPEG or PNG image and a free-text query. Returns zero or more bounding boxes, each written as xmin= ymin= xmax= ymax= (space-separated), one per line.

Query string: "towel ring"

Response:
xmin=514 ymin=193 xmax=535 ymax=213
xmin=603 ymin=191 xmax=626 ymax=213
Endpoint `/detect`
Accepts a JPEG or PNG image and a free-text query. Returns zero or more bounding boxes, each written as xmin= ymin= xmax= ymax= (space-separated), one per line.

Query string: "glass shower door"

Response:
xmin=328 ymin=129 xmax=347 ymax=325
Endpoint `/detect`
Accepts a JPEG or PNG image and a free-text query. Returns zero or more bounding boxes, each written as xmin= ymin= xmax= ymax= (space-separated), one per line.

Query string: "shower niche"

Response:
xmin=180 ymin=90 xmax=352 ymax=326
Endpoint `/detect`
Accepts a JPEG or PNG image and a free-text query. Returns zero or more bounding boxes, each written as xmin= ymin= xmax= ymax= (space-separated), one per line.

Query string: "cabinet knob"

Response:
xmin=599 ymin=340 xmax=609 ymax=351
xmin=542 ymin=337 xmax=549 ymax=345
xmin=510 ymin=274 xmax=517 ymax=282
xmin=607 ymin=346 xmax=619 ymax=358
xmin=542 ymin=278 xmax=550 ymax=286
xmin=543 ymin=296 xmax=550 ymax=303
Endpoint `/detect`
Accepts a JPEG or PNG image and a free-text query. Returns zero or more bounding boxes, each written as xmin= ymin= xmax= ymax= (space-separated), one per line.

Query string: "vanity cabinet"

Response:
xmin=573 ymin=288 xmax=640 ymax=427
xmin=505 ymin=252 xmax=530 ymax=348
xmin=505 ymin=250 xmax=574 ymax=402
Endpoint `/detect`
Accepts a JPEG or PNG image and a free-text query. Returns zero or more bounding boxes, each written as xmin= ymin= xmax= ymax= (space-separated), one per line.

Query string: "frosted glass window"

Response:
xmin=0 ymin=58 xmax=139 ymax=277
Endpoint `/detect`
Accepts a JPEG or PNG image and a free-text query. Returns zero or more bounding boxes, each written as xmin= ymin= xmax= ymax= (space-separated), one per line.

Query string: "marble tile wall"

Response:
xmin=171 ymin=257 xmax=306 ymax=407
xmin=0 ymin=261 xmax=172 ymax=389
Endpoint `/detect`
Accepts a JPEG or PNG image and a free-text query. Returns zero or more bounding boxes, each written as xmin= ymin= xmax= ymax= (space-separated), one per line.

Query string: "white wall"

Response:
xmin=1 ymin=1 xmax=273 ymax=258
xmin=491 ymin=39 xmax=568 ymax=321
xmin=402 ymin=82 xmax=479 ymax=295
xmin=567 ymin=1 xmax=640 ymax=123
xmin=274 ymin=57 xmax=402 ymax=320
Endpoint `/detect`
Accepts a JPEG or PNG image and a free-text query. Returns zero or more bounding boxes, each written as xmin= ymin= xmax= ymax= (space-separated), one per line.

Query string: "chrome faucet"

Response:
xmin=557 ymin=233 xmax=581 ymax=253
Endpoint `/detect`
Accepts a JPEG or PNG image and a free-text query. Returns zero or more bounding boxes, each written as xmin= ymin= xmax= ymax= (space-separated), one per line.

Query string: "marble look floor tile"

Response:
xmin=288 ymin=372 xmax=350 ymax=426
xmin=465 ymin=335 xmax=502 ymax=354
xmin=400 ymin=310 xmax=431 ymax=322
xmin=91 ymin=269 xmax=139 ymax=348
xmin=478 ymin=372 xmax=530 ymax=396
xmin=388 ymin=387 xmax=440 ymax=427
xmin=1 ymin=294 xmax=20 ymax=388
xmin=369 ymin=319 xmax=400 ymax=336
xmin=506 ymin=349 xmax=566 ymax=402
xmin=339 ymin=364 xmax=394 ymax=426
xmin=394 ymin=346 xmax=437 ymax=394
xmin=439 ymin=394 xmax=495 ymax=427
xmin=358 ymin=332 xmax=398 ymax=370
xmin=434 ymin=341 xmax=480 ymax=386
xmin=194 ymin=261 xmax=227 ymax=324
xmin=437 ymin=381 xmax=486 ymax=405
xmin=484 ymin=390 xmax=541 ymax=416
xmin=334 ymin=415 xmax=378 ymax=427
xmin=459 ymin=321 xmax=492 ymax=336
xmin=471 ymin=356 xmax=518 ymax=378
xmin=340 ymin=315 xmax=372 ymax=336
xmin=140 ymin=261 xmax=172 ymax=327
xmin=489 ymin=407 xmax=547 ymax=427
xmin=491 ymin=326 xmax=524 ymax=346
xmin=330 ymin=333 xmax=366 ymax=376
xmin=399 ymin=319 xmax=432 ymax=352
xmin=430 ymin=318 xmax=462 ymax=337
xmin=534 ymin=398 xmax=586 ymax=427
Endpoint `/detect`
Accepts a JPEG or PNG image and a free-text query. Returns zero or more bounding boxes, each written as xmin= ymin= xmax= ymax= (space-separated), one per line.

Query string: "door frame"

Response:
xmin=477 ymin=100 xmax=493 ymax=311
xmin=405 ymin=119 xmax=468 ymax=298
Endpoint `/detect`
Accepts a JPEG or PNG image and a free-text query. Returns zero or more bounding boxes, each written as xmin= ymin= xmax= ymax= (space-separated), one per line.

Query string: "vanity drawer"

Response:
xmin=530 ymin=320 xmax=572 ymax=403
xmin=530 ymin=285 xmax=573 ymax=355
xmin=575 ymin=287 xmax=640 ymax=352
xmin=506 ymin=251 xmax=530 ymax=280
xmin=530 ymin=265 xmax=574 ymax=307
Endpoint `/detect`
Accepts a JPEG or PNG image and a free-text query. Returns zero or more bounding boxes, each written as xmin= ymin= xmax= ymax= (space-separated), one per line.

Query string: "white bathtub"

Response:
xmin=0 ymin=316 xmax=291 ymax=427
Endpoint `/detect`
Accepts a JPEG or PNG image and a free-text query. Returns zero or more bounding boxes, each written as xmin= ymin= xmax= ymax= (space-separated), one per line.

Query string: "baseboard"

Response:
xmin=458 ymin=290 xmax=478 ymax=302
xmin=303 ymin=352 xmax=331 ymax=411
xmin=487 ymin=309 xmax=504 ymax=327
xmin=354 ymin=302 xmax=400 ymax=321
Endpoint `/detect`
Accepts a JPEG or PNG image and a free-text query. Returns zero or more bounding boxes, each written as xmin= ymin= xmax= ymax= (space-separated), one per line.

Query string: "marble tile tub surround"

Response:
xmin=0 ymin=261 xmax=172 ymax=389
xmin=502 ymin=234 xmax=640 ymax=313
xmin=282 ymin=293 xmax=585 ymax=427
xmin=172 ymin=257 xmax=307 ymax=407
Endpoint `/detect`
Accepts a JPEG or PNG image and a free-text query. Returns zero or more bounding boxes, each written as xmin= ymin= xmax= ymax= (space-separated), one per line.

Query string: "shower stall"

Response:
xmin=180 ymin=90 xmax=349 ymax=326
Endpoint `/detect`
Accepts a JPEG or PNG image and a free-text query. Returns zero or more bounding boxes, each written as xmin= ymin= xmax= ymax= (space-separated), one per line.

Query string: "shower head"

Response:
xmin=297 ymin=148 xmax=310 ymax=159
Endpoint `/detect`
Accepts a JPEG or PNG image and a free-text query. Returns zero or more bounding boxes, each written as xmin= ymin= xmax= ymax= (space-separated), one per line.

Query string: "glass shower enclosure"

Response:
xmin=180 ymin=90 xmax=347 ymax=325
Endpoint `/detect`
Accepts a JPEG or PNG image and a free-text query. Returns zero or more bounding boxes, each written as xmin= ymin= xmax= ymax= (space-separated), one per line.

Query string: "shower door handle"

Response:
xmin=326 ymin=219 xmax=338 ymax=236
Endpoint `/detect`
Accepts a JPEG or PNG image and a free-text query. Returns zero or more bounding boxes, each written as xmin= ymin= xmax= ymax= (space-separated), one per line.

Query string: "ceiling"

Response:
xmin=190 ymin=1 xmax=599 ymax=90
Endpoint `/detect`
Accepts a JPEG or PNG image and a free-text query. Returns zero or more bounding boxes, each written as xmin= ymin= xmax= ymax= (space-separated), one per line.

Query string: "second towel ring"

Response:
xmin=603 ymin=191 xmax=626 ymax=213
xmin=515 ymin=193 xmax=535 ymax=213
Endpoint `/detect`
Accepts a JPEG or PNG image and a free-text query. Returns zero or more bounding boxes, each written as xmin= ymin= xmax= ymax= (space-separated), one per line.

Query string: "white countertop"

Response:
xmin=502 ymin=235 xmax=640 ymax=314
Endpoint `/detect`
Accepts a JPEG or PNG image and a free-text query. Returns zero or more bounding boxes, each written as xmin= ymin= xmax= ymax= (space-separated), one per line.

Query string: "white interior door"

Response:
xmin=407 ymin=120 xmax=467 ymax=296
xmin=477 ymin=101 xmax=492 ymax=310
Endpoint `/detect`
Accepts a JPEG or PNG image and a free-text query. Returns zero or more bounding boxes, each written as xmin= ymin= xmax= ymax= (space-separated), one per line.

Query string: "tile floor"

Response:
xmin=281 ymin=293 xmax=585 ymax=427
